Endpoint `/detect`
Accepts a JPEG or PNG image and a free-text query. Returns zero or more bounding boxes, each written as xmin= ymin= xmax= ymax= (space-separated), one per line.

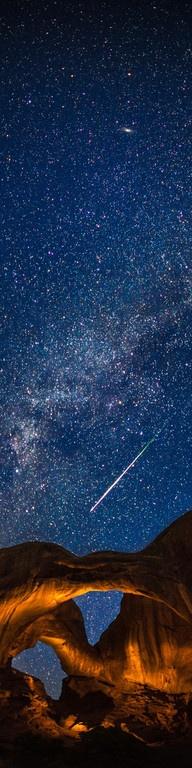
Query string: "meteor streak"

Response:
xmin=90 ymin=422 xmax=167 ymax=513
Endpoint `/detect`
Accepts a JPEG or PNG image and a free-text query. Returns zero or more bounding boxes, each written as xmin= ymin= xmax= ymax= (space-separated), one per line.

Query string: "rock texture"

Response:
xmin=1 ymin=662 xmax=192 ymax=767
xmin=1 ymin=511 xmax=192 ymax=765
xmin=1 ymin=511 xmax=192 ymax=692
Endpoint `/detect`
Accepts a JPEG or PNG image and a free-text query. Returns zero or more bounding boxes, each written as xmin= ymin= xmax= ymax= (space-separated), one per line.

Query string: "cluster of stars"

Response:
xmin=0 ymin=0 xmax=192 ymax=698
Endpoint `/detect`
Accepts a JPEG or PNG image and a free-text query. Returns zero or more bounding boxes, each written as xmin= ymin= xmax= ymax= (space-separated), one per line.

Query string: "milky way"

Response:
xmin=0 ymin=0 xmax=192 ymax=696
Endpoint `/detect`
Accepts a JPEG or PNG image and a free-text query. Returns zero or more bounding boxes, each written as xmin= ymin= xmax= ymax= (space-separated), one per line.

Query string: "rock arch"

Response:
xmin=1 ymin=511 xmax=192 ymax=692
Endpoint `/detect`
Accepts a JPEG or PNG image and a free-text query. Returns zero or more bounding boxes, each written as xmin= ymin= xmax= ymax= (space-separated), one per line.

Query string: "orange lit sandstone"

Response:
xmin=1 ymin=511 xmax=192 ymax=692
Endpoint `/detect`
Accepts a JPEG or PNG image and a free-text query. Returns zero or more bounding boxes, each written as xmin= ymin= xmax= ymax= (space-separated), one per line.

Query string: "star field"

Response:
xmin=0 ymin=0 xmax=192 ymax=697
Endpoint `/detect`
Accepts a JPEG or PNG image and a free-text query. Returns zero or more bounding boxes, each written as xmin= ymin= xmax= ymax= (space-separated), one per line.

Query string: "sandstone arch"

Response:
xmin=1 ymin=511 xmax=192 ymax=692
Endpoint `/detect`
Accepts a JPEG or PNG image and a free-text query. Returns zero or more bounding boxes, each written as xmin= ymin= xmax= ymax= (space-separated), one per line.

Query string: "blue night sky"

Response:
xmin=0 ymin=0 xmax=192 ymax=697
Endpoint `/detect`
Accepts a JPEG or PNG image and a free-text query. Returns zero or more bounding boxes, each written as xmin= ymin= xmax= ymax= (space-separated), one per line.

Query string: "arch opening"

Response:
xmin=75 ymin=590 xmax=122 ymax=644
xmin=12 ymin=591 xmax=122 ymax=698
xmin=13 ymin=642 xmax=63 ymax=700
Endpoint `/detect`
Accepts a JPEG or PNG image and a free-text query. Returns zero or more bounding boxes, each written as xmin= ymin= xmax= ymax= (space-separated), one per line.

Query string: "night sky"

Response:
xmin=1 ymin=0 xmax=192 ymax=698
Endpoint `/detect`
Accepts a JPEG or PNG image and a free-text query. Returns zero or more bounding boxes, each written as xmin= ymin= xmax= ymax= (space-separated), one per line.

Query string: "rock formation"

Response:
xmin=1 ymin=511 xmax=192 ymax=765
xmin=1 ymin=510 xmax=192 ymax=692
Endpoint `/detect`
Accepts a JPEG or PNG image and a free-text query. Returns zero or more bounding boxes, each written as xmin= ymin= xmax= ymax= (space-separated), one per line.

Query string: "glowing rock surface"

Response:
xmin=1 ymin=511 xmax=192 ymax=693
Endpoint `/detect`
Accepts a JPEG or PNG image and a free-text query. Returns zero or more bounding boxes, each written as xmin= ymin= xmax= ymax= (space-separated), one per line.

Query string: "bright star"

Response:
xmin=119 ymin=126 xmax=134 ymax=134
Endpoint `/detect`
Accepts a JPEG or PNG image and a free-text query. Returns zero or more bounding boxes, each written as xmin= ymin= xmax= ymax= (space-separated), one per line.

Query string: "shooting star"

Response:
xmin=90 ymin=421 xmax=168 ymax=513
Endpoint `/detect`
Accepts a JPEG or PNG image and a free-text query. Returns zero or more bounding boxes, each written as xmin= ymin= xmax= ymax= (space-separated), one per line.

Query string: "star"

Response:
xmin=119 ymin=127 xmax=134 ymax=134
xmin=1 ymin=0 xmax=191 ymax=700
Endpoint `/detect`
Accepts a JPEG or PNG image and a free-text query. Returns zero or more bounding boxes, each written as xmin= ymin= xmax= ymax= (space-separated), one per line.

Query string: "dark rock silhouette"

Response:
xmin=1 ymin=511 xmax=192 ymax=766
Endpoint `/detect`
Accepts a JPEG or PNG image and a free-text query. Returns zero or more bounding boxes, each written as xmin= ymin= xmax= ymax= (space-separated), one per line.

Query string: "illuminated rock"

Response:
xmin=0 ymin=511 xmax=192 ymax=692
